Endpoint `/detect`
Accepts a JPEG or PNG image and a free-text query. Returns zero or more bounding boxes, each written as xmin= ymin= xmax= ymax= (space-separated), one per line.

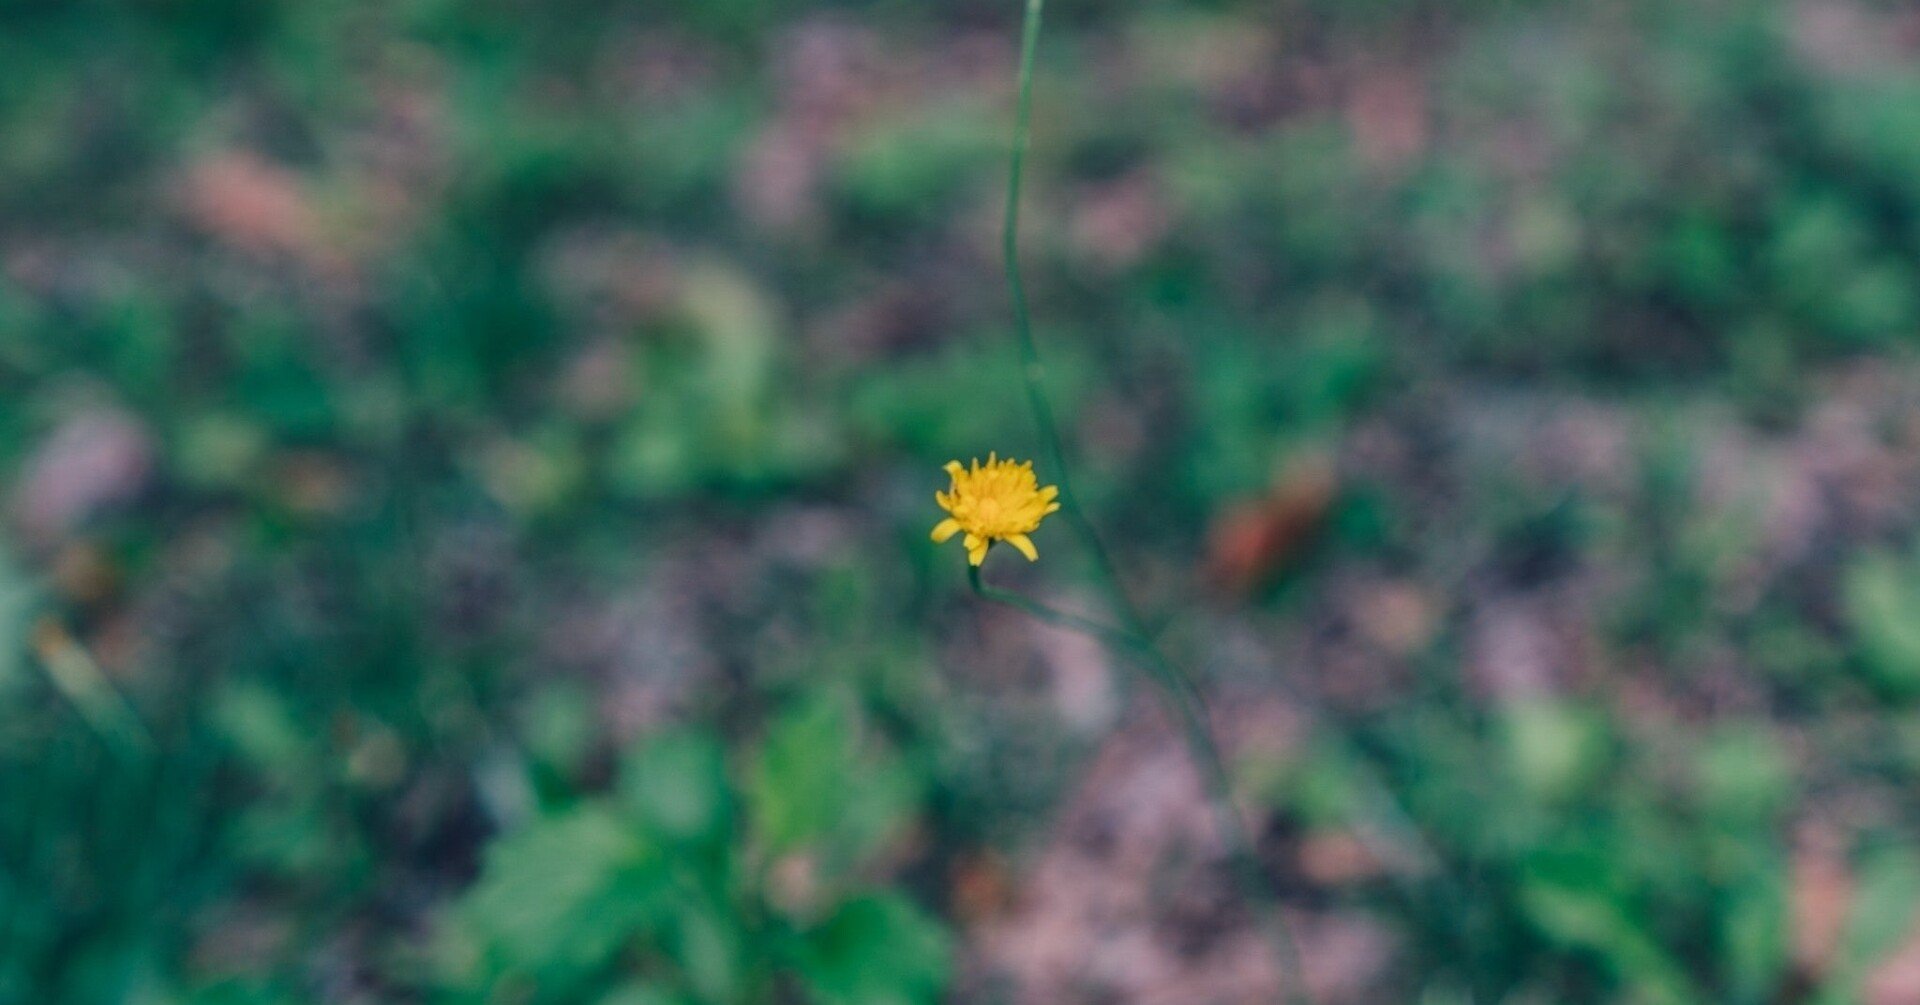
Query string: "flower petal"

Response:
xmin=1006 ymin=533 xmax=1038 ymax=562
xmin=965 ymin=534 xmax=989 ymax=566
xmin=931 ymin=518 xmax=962 ymax=543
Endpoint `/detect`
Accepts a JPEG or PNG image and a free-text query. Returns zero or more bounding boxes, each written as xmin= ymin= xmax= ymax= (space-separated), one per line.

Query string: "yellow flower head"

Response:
xmin=931 ymin=453 xmax=1061 ymax=566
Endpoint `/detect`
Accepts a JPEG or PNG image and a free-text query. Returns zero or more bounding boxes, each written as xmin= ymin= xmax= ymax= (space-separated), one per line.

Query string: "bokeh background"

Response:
xmin=8 ymin=0 xmax=1920 ymax=1002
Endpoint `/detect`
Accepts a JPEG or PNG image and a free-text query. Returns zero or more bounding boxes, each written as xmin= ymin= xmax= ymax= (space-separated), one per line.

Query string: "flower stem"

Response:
xmin=969 ymin=565 xmax=1312 ymax=1004
xmin=990 ymin=4 xmax=1316 ymax=999
xmin=1002 ymin=0 xmax=1146 ymax=642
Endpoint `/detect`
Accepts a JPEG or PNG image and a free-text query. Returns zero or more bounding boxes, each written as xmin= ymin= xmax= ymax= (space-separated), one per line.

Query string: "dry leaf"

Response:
xmin=1204 ymin=456 xmax=1337 ymax=594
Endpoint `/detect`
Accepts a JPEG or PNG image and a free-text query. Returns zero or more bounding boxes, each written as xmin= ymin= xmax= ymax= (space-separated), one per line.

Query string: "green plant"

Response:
xmin=431 ymin=692 xmax=949 ymax=1005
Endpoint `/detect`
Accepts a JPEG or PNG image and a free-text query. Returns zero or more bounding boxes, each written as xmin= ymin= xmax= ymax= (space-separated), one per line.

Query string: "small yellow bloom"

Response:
xmin=931 ymin=453 xmax=1061 ymax=566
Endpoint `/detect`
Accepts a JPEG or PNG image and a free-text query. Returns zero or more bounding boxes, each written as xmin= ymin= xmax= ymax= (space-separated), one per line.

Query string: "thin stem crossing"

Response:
xmin=981 ymin=3 xmax=1316 ymax=1001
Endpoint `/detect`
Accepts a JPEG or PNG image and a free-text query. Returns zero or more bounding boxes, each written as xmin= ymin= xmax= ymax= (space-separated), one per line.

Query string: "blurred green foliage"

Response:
xmin=7 ymin=0 xmax=1920 ymax=1002
xmin=434 ymin=698 xmax=947 ymax=1005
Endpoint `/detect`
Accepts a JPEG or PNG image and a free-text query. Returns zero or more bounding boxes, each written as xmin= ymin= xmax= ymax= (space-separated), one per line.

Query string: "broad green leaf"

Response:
xmin=620 ymin=728 xmax=730 ymax=844
xmin=747 ymin=695 xmax=917 ymax=866
xmin=796 ymin=893 xmax=950 ymax=1005
xmin=671 ymin=901 xmax=744 ymax=1003
xmin=444 ymin=806 xmax=663 ymax=985
xmin=1845 ymin=554 xmax=1920 ymax=691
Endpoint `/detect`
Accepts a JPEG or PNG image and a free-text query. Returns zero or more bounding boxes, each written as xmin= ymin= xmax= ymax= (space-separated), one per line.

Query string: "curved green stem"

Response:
xmin=968 ymin=562 xmax=1312 ymax=1003
xmin=990 ymin=8 xmax=1315 ymax=995
xmin=967 ymin=563 xmax=1131 ymax=649
xmin=1002 ymin=0 xmax=1152 ymax=643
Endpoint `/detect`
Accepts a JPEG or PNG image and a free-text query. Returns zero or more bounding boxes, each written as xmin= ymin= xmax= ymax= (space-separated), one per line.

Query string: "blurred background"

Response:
xmin=7 ymin=0 xmax=1920 ymax=1002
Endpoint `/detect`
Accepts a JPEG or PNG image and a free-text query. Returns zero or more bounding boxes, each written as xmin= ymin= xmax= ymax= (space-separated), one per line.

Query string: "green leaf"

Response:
xmin=1834 ymin=846 xmax=1920 ymax=983
xmin=442 ymin=806 xmax=663 ymax=988
xmin=1845 ymin=553 xmax=1920 ymax=692
xmin=619 ymin=728 xmax=730 ymax=844
xmin=522 ymin=684 xmax=596 ymax=779
xmin=795 ymin=893 xmax=950 ymax=1005
xmin=746 ymin=695 xmax=917 ymax=866
xmin=1721 ymin=872 xmax=1789 ymax=1003
xmin=1501 ymin=700 xmax=1608 ymax=802
xmin=210 ymin=683 xmax=314 ymax=785
xmin=1695 ymin=723 xmax=1791 ymax=826
xmin=833 ymin=106 xmax=1000 ymax=220
xmin=671 ymin=901 xmax=744 ymax=1003
xmin=1519 ymin=858 xmax=1697 ymax=1004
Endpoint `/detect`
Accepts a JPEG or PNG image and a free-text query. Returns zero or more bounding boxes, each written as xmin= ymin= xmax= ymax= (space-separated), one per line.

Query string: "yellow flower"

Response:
xmin=931 ymin=453 xmax=1061 ymax=566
